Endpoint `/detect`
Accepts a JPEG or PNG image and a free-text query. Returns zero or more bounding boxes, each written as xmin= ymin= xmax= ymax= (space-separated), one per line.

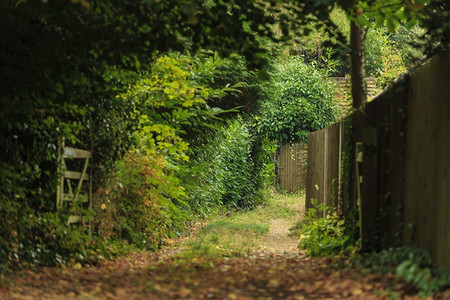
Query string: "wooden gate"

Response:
xmin=56 ymin=140 xmax=92 ymax=224
xmin=276 ymin=143 xmax=307 ymax=192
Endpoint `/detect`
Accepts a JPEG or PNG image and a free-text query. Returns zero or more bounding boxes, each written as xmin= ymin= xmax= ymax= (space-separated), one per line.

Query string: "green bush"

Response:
xmin=298 ymin=199 xmax=353 ymax=257
xmin=180 ymin=118 xmax=275 ymax=215
xmin=113 ymin=153 xmax=189 ymax=249
xmin=91 ymin=53 xmax=274 ymax=250
xmin=256 ymin=56 xmax=338 ymax=144
xmin=0 ymin=197 xmax=96 ymax=273
xmin=353 ymin=247 xmax=450 ymax=298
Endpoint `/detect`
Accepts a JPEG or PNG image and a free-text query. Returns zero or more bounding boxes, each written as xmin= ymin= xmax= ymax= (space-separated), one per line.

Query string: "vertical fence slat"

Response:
xmin=277 ymin=143 xmax=307 ymax=192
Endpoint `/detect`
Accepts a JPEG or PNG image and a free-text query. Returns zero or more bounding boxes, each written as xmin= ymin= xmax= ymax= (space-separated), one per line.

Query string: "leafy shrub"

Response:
xmin=92 ymin=52 xmax=242 ymax=247
xmin=367 ymin=29 xmax=407 ymax=88
xmin=353 ymin=247 xmax=450 ymax=298
xmin=298 ymin=199 xmax=353 ymax=257
xmin=396 ymin=252 xmax=450 ymax=297
xmin=256 ymin=56 xmax=338 ymax=144
xmin=0 ymin=197 xmax=97 ymax=273
xmin=112 ymin=152 xmax=189 ymax=249
xmin=121 ymin=52 xmax=239 ymax=159
xmin=180 ymin=118 xmax=274 ymax=215
xmin=91 ymin=53 xmax=273 ymax=249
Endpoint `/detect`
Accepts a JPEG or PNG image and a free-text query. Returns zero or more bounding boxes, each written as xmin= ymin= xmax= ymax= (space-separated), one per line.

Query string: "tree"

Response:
xmin=337 ymin=0 xmax=428 ymax=109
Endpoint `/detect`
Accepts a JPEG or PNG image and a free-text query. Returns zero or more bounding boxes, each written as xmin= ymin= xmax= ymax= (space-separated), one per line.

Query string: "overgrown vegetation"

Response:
xmin=174 ymin=189 xmax=300 ymax=266
xmin=255 ymin=56 xmax=338 ymax=144
xmin=352 ymin=247 xmax=450 ymax=298
xmin=2 ymin=0 xmax=448 ymax=285
xmin=297 ymin=201 xmax=450 ymax=297
xmin=298 ymin=199 xmax=355 ymax=257
xmin=0 ymin=48 xmax=276 ymax=272
xmin=88 ymin=53 xmax=276 ymax=254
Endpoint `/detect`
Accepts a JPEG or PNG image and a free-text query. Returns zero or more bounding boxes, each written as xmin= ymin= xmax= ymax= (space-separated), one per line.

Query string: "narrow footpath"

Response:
xmin=0 ymin=191 xmax=439 ymax=299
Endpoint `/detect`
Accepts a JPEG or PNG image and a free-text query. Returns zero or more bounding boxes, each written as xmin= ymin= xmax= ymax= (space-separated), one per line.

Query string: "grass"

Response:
xmin=172 ymin=188 xmax=305 ymax=267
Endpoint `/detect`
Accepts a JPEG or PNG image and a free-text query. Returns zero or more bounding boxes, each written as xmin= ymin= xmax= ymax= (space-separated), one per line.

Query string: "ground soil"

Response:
xmin=0 ymin=194 xmax=447 ymax=300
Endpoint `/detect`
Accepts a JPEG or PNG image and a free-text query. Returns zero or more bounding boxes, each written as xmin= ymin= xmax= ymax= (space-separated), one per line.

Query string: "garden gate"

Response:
xmin=56 ymin=140 xmax=92 ymax=225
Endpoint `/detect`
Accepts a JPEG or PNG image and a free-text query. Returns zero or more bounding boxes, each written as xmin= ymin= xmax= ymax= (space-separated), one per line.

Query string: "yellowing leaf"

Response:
xmin=268 ymin=279 xmax=280 ymax=288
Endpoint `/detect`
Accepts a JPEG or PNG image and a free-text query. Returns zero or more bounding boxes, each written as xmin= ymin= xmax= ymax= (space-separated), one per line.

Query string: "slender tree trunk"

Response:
xmin=350 ymin=21 xmax=366 ymax=110
xmin=349 ymin=20 xmax=366 ymax=250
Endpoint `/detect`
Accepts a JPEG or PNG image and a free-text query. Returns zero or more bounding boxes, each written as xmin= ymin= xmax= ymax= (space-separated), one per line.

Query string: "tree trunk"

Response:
xmin=350 ymin=20 xmax=366 ymax=250
xmin=350 ymin=21 xmax=366 ymax=110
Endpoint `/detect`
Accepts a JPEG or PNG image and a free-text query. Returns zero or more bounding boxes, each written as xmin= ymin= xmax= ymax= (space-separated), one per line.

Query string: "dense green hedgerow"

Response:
xmin=180 ymin=118 xmax=275 ymax=215
xmin=255 ymin=56 xmax=338 ymax=144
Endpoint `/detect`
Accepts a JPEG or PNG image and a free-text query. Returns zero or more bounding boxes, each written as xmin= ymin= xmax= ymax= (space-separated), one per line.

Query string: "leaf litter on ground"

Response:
xmin=1 ymin=190 xmax=448 ymax=299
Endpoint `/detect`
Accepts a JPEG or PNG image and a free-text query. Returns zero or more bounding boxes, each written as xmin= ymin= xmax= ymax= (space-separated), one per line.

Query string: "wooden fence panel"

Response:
xmin=404 ymin=50 xmax=450 ymax=270
xmin=306 ymin=49 xmax=450 ymax=270
xmin=306 ymin=131 xmax=322 ymax=212
xmin=325 ymin=122 xmax=341 ymax=208
xmin=305 ymin=125 xmax=343 ymax=217
xmin=277 ymin=143 xmax=307 ymax=192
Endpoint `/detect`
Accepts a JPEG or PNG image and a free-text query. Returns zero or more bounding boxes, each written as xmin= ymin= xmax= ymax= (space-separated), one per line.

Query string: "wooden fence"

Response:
xmin=306 ymin=122 xmax=345 ymax=217
xmin=57 ymin=140 xmax=93 ymax=225
xmin=331 ymin=77 xmax=380 ymax=114
xmin=276 ymin=143 xmax=307 ymax=192
xmin=306 ymin=50 xmax=450 ymax=270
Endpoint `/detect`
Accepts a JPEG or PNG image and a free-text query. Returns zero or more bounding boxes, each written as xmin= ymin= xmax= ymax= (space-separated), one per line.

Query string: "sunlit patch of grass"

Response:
xmin=201 ymin=219 xmax=269 ymax=235
xmin=178 ymin=218 xmax=269 ymax=263
xmin=171 ymin=189 xmax=305 ymax=269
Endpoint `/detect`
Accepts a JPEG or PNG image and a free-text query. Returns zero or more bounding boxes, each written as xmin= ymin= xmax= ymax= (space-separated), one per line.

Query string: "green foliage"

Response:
xmin=121 ymin=52 xmax=239 ymax=162
xmin=342 ymin=0 xmax=428 ymax=30
xmin=112 ymin=153 xmax=189 ymax=249
xmin=256 ymin=57 xmax=338 ymax=144
xmin=298 ymin=199 xmax=354 ymax=257
xmin=363 ymin=28 xmax=408 ymax=87
xmin=180 ymin=118 xmax=275 ymax=215
xmin=419 ymin=0 xmax=450 ymax=53
xmin=91 ymin=52 xmax=270 ymax=249
xmin=396 ymin=253 xmax=450 ymax=297
xmin=207 ymin=56 xmax=265 ymax=115
xmin=0 ymin=42 xmax=275 ymax=272
xmin=353 ymin=247 xmax=450 ymax=297
xmin=92 ymin=52 xmax=273 ymax=254
xmin=0 ymin=197 xmax=97 ymax=273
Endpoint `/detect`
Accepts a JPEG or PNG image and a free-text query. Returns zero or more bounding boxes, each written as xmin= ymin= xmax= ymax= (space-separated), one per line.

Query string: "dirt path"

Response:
xmin=257 ymin=193 xmax=303 ymax=255
xmin=0 ymin=192 xmax=440 ymax=300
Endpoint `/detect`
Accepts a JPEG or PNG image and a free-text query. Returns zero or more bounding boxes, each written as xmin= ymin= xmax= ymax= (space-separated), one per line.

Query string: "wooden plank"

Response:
xmin=63 ymin=194 xmax=88 ymax=203
xmin=306 ymin=133 xmax=318 ymax=210
xmin=68 ymin=216 xmax=82 ymax=224
xmin=306 ymin=129 xmax=325 ymax=214
xmin=325 ymin=123 xmax=341 ymax=209
xmin=64 ymin=170 xmax=90 ymax=180
xmin=361 ymin=126 xmax=378 ymax=251
xmin=73 ymin=159 xmax=89 ymax=202
xmin=56 ymin=142 xmax=63 ymax=209
xmin=63 ymin=146 xmax=92 ymax=159
xmin=404 ymin=50 xmax=450 ymax=271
